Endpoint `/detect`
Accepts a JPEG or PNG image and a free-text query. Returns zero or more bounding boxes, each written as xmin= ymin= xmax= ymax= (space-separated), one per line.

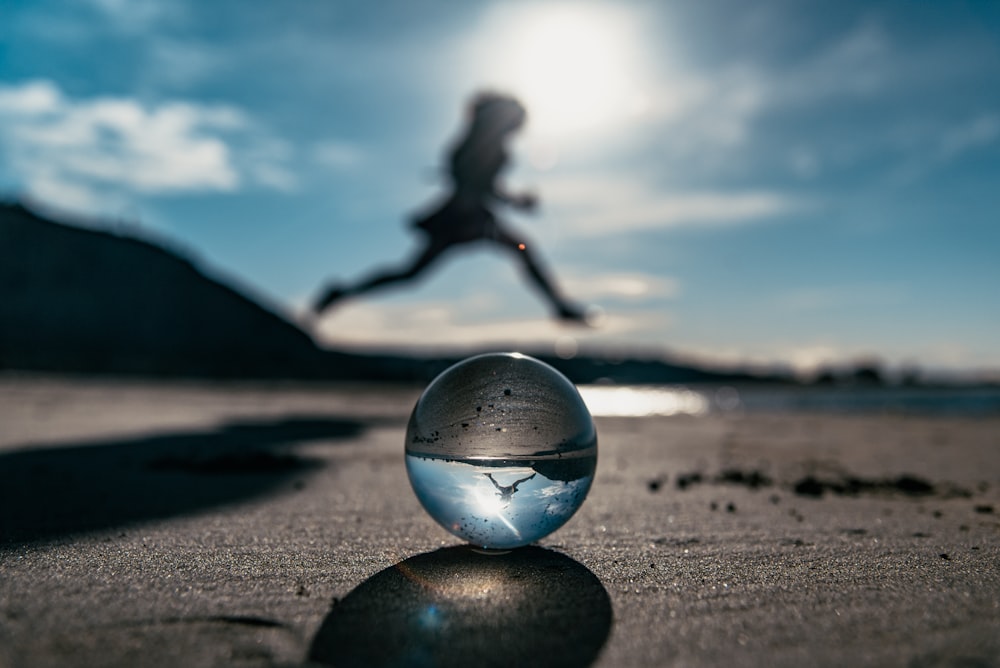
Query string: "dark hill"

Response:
xmin=0 ymin=201 xmax=786 ymax=385
xmin=0 ymin=202 xmax=357 ymax=378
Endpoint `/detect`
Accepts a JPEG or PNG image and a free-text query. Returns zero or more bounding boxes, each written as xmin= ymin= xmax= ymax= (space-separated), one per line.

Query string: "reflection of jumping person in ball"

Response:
xmin=311 ymin=92 xmax=588 ymax=323
xmin=484 ymin=472 xmax=536 ymax=505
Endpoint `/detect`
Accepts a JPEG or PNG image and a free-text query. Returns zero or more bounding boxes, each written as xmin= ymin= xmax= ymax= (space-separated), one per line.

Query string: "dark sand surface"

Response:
xmin=1 ymin=375 xmax=998 ymax=667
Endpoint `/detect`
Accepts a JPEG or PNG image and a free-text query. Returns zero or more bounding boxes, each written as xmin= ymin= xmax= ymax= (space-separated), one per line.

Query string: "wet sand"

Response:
xmin=1 ymin=375 xmax=998 ymax=667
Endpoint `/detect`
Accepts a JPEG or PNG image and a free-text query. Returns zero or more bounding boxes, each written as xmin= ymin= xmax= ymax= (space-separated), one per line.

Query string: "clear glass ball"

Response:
xmin=405 ymin=352 xmax=597 ymax=550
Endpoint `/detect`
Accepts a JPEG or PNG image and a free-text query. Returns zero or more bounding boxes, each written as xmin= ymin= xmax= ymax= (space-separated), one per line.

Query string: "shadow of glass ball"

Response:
xmin=309 ymin=545 xmax=612 ymax=668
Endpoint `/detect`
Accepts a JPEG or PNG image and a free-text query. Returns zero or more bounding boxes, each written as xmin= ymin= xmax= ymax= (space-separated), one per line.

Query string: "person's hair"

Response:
xmin=468 ymin=92 xmax=526 ymax=134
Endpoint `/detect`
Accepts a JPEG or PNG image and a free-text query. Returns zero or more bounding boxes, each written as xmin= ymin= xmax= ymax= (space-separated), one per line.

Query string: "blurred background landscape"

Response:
xmin=2 ymin=0 xmax=998 ymax=393
xmin=4 ymin=7 xmax=1000 ymax=667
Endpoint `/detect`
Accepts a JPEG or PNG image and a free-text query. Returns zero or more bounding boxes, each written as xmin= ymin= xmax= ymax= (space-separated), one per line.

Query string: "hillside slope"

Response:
xmin=0 ymin=202 xmax=333 ymax=377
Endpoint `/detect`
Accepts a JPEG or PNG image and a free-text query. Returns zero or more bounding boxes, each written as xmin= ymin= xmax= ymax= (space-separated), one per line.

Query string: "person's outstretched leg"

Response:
xmin=313 ymin=241 xmax=446 ymax=314
xmin=494 ymin=231 xmax=587 ymax=323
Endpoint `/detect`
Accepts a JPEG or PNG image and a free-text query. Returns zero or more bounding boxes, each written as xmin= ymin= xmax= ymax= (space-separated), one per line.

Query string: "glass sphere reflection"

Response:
xmin=405 ymin=352 xmax=597 ymax=550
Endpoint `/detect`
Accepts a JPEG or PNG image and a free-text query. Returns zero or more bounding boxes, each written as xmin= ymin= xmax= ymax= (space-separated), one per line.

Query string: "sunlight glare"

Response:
xmin=578 ymin=385 xmax=710 ymax=417
xmin=489 ymin=5 xmax=647 ymax=140
xmin=472 ymin=477 xmax=522 ymax=539
xmin=474 ymin=483 xmax=506 ymax=515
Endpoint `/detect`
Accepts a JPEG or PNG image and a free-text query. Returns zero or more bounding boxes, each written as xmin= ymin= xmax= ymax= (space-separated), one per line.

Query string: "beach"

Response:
xmin=1 ymin=374 xmax=998 ymax=667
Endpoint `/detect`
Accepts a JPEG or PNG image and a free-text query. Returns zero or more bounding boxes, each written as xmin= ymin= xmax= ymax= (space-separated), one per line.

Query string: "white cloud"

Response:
xmin=778 ymin=21 xmax=894 ymax=105
xmin=562 ymin=272 xmax=679 ymax=302
xmin=251 ymin=164 xmax=298 ymax=192
xmin=310 ymin=300 xmax=564 ymax=350
xmin=631 ymin=19 xmax=965 ymax=181
xmin=0 ymin=79 xmax=293 ymax=212
xmin=543 ymin=176 xmax=803 ymax=237
xmin=244 ymin=138 xmax=298 ymax=192
xmin=313 ymin=141 xmax=366 ymax=169
xmin=644 ymin=21 xmax=887 ymax=136
xmin=643 ymin=65 xmax=768 ymax=152
xmin=84 ymin=0 xmax=180 ymax=33
xmin=0 ymin=81 xmax=60 ymax=113
xmin=939 ymin=114 xmax=1000 ymax=159
xmin=304 ymin=293 xmax=668 ymax=352
xmin=888 ymin=113 xmax=1000 ymax=185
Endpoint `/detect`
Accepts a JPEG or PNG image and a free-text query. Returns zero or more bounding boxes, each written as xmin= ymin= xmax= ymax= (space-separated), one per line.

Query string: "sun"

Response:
xmin=488 ymin=5 xmax=647 ymax=140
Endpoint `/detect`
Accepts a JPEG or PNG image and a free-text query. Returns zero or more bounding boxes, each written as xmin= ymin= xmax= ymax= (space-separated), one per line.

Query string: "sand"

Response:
xmin=1 ymin=374 xmax=998 ymax=667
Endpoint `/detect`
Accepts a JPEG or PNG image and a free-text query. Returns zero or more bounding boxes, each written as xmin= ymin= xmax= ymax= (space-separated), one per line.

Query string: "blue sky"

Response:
xmin=2 ymin=0 xmax=998 ymax=378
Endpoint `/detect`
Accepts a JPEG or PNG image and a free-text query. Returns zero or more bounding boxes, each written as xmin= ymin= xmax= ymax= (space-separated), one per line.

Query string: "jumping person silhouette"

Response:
xmin=311 ymin=92 xmax=588 ymax=323
xmin=484 ymin=472 xmax=536 ymax=505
